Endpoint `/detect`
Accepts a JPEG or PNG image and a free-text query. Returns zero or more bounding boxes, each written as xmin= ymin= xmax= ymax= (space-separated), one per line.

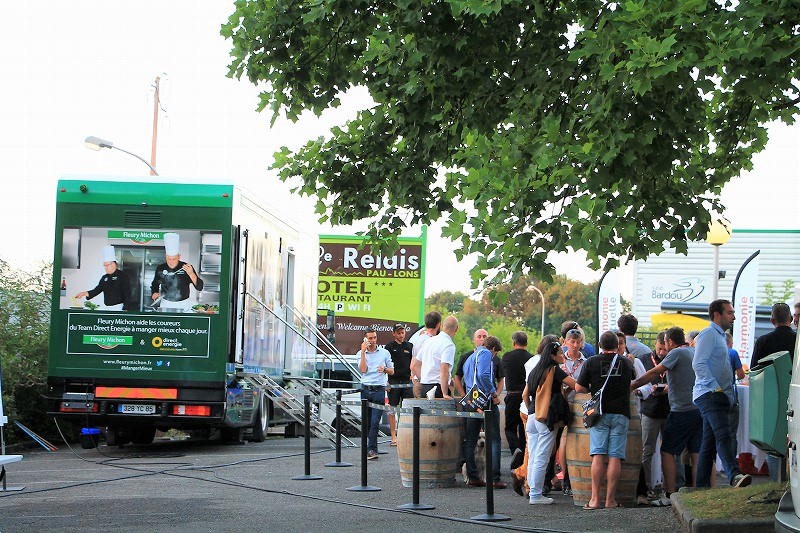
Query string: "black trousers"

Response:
xmin=504 ymin=393 xmax=526 ymax=451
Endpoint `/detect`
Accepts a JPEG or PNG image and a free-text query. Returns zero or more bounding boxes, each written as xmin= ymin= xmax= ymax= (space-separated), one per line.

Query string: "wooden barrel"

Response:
xmin=397 ymin=398 xmax=461 ymax=488
xmin=565 ymin=393 xmax=642 ymax=506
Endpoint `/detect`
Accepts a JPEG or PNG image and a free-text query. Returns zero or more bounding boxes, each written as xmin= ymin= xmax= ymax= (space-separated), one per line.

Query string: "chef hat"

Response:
xmin=163 ymin=232 xmax=180 ymax=256
xmin=102 ymin=245 xmax=116 ymax=264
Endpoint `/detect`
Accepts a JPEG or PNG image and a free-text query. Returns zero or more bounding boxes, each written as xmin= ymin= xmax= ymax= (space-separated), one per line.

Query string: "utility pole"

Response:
xmin=150 ymin=76 xmax=161 ymax=176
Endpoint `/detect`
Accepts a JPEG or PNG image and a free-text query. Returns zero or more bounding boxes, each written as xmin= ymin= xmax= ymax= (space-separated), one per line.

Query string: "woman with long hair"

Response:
xmin=511 ymin=334 xmax=559 ymax=496
xmin=523 ymin=340 xmax=577 ymax=504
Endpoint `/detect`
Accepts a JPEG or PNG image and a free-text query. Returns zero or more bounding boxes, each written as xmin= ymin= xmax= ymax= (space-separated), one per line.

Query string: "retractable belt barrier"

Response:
xmin=322 ymin=397 xmax=499 ymax=419
xmin=293 ymin=389 xmax=512 ymax=522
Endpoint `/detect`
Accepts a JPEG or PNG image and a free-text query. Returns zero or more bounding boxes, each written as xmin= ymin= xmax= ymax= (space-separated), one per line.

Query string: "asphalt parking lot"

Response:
xmin=0 ymin=434 xmax=683 ymax=533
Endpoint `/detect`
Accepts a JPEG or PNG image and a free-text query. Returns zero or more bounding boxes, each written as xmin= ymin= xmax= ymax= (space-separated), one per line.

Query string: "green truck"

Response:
xmin=46 ymin=178 xmax=319 ymax=445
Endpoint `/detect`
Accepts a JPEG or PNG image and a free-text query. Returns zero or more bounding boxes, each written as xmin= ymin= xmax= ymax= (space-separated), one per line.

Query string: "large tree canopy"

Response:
xmin=224 ymin=0 xmax=799 ymax=287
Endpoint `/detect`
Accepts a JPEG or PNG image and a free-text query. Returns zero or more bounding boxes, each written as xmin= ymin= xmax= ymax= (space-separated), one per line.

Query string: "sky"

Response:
xmin=1 ymin=2 xmax=798 ymax=298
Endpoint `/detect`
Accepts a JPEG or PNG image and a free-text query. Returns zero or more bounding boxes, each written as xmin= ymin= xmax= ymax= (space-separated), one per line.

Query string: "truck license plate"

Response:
xmin=118 ymin=404 xmax=155 ymax=415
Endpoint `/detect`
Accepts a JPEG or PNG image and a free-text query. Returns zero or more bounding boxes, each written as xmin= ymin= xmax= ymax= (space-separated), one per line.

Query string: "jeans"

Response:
xmin=641 ymin=415 xmax=666 ymax=490
xmin=464 ymin=403 xmax=502 ymax=481
xmin=526 ymin=416 xmax=557 ymax=498
xmin=767 ymin=454 xmax=782 ymax=482
xmin=694 ymin=391 xmax=740 ymax=486
xmin=728 ymin=402 xmax=740 ymax=458
xmin=361 ymin=387 xmax=385 ymax=453
xmin=504 ymin=393 xmax=526 ymax=452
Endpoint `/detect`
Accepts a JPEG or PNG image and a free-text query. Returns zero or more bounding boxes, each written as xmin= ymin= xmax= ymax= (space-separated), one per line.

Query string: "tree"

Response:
xmin=425 ymin=290 xmax=469 ymax=314
xmin=225 ymin=1 xmax=799 ymax=287
xmin=0 ymin=261 xmax=55 ymax=442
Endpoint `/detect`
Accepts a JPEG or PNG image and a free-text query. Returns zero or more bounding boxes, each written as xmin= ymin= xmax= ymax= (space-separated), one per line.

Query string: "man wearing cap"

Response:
xmin=150 ymin=232 xmax=203 ymax=310
xmin=75 ymin=245 xmax=134 ymax=311
xmin=385 ymin=323 xmax=414 ymax=446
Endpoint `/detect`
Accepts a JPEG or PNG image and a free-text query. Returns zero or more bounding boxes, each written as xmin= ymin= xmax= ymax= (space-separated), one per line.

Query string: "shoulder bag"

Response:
xmin=534 ymin=367 xmax=555 ymax=423
xmin=458 ymin=350 xmax=492 ymax=412
xmin=582 ymin=355 xmax=618 ymax=428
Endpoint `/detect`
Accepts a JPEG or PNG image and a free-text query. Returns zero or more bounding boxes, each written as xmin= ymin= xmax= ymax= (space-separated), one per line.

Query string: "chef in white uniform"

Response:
xmin=75 ymin=245 xmax=131 ymax=311
xmin=150 ymin=233 xmax=203 ymax=312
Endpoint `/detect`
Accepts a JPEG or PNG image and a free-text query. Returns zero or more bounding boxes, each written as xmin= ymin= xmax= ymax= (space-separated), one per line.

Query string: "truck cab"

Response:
xmin=775 ymin=332 xmax=800 ymax=532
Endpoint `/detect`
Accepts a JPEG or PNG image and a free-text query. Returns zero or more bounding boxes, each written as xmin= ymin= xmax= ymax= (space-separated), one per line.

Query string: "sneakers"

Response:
xmin=529 ymin=496 xmax=554 ymax=505
xmin=651 ymin=496 xmax=671 ymax=507
xmin=510 ymin=448 xmax=524 ymax=470
xmin=367 ymin=450 xmax=378 ymax=460
xmin=562 ymin=485 xmax=573 ymax=496
xmin=542 ymin=482 xmax=552 ymax=496
xmin=732 ymin=474 xmax=752 ymax=488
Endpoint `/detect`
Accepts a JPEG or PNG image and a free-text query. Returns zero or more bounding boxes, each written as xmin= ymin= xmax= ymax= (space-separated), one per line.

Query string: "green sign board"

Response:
xmin=318 ymin=230 xmax=426 ymax=354
xmin=67 ymin=313 xmax=211 ymax=357
xmin=106 ymin=230 xmax=166 ymax=244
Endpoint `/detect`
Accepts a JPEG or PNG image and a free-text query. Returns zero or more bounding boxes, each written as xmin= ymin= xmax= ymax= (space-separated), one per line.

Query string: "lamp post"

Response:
xmin=705 ymin=217 xmax=732 ymax=300
xmin=84 ymin=136 xmax=159 ymax=176
xmin=528 ymin=285 xmax=545 ymax=338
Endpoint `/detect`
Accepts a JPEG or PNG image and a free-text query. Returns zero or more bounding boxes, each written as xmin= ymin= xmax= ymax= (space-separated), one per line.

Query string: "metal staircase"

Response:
xmin=249 ymin=373 xmax=356 ymax=447
xmin=244 ymin=294 xmax=369 ymax=445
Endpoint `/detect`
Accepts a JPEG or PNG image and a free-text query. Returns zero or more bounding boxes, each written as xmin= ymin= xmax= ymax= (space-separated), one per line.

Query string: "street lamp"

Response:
xmin=705 ymin=217 xmax=732 ymax=300
xmin=84 ymin=136 xmax=159 ymax=176
xmin=528 ymin=285 xmax=545 ymax=338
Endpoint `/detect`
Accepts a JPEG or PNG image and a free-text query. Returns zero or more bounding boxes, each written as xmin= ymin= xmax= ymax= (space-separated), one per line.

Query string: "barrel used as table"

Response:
xmin=397 ymin=398 xmax=461 ymax=488
xmin=565 ymin=393 xmax=642 ymax=506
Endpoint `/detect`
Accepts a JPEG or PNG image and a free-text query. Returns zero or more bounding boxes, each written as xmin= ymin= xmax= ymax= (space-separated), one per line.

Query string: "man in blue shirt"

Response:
xmin=463 ymin=336 xmax=505 ymax=488
xmin=692 ymin=299 xmax=751 ymax=488
xmin=358 ymin=327 xmax=394 ymax=460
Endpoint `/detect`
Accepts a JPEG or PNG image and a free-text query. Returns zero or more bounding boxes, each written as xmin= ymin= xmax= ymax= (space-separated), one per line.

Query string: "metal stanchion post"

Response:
xmin=471 ymin=406 xmax=510 ymax=522
xmin=398 ymin=405 xmax=434 ymax=510
xmin=292 ymin=395 xmax=323 ymax=480
xmin=325 ymin=389 xmax=352 ymax=468
xmin=347 ymin=397 xmax=380 ymax=491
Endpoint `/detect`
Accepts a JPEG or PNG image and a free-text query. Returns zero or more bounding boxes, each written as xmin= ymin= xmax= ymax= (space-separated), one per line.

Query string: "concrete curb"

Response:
xmin=671 ymin=491 xmax=775 ymax=533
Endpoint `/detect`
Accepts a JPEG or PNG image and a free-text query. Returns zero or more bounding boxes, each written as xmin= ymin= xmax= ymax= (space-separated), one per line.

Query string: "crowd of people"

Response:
xmin=356 ymin=300 xmax=798 ymax=508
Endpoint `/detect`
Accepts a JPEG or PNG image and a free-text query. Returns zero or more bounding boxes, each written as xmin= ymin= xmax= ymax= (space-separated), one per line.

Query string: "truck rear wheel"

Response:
xmin=130 ymin=426 xmax=156 ymax=445
xmin=250 ymin=393 xmax=269 ymax=442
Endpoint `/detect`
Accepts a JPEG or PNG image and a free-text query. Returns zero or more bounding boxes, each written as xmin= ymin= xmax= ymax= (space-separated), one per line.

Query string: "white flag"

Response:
xmin=598 ymin=269 xmax=622 ymax=335
xmin=732 ymin=251 xmax=760 ymax=367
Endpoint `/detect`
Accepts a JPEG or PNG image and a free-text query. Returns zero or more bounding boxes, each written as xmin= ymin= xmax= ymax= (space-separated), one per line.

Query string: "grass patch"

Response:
xmin=679 ymin=481 xmax=787 ymax=520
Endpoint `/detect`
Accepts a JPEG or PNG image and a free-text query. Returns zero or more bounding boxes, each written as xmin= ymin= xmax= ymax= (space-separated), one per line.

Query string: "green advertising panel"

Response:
xmin=67 ymin=313 xmax=211 ymax=357
xmin=318 ymin=230 xmax=426 ymax=354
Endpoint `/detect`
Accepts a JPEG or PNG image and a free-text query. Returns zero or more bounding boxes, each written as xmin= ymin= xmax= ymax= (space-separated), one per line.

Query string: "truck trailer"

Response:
xmin=46 ymin=177 xmax=323 ymax=445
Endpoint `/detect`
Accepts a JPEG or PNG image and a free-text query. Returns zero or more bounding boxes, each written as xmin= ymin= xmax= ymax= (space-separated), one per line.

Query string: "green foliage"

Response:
xmin=763 ymin=279 xmax=796 ymax=305
xmin=225 ymin=0 xmax=800 ymax=288
xmin=0 ymin=261 xmax=52 ymax=443
xmin=426 ymin=290 xmax=469 ymax=314
xmin=427 ymin=272 xmax=597 ymax=352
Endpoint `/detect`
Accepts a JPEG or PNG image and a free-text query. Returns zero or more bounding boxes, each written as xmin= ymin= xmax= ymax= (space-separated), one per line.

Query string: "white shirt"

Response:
xmin=410 ymin=330 xmax=434 ymax=360
xmin=414 ymin=331 xmax=455 ymax=385
xmin=520 ymin=355 xmax=540 ymax=414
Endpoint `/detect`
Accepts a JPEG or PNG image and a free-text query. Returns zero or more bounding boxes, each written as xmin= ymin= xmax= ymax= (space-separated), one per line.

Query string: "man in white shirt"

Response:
xmin=411 ymin=315 xmax=458 ymax=399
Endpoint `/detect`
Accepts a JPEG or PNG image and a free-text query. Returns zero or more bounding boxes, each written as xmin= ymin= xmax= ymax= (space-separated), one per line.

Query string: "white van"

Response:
xmin=775 ymin=332 xmax=800 ymax=532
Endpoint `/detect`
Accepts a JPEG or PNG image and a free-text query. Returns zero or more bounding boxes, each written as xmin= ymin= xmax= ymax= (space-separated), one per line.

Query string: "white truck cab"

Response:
xmin=775 ymin=332 xmax=800 ymax=532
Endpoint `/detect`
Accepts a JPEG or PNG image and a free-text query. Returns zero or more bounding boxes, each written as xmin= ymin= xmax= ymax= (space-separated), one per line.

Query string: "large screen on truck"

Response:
xmin=58 ymin=227 xmax=222 ymax=360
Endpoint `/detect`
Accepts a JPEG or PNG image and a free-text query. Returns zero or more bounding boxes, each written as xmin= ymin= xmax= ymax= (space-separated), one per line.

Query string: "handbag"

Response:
xmin=582 ymin=355 xmax=618 ymax=428
xmin=534 ymin=367 xmax=555 ymax=423
xmin=458 ymin=350 xmax=492 ymax=412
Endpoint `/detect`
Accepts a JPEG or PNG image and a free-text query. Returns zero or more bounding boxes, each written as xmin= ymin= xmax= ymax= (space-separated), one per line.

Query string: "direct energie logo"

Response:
xmin=151 ymin=337 xmax=163 ymax=348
